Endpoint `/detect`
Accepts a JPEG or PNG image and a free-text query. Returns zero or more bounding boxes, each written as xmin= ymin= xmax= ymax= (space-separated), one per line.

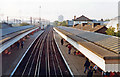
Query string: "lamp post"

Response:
xmin=39 ymin=6 xmax=41 ymax=27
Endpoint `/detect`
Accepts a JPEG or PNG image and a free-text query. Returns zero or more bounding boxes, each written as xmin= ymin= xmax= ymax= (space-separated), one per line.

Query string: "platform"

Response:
xmin=53 ymin=30 xmax=101 ymax=76
xmin=54 ymin=26 xmax=120 ymax=72
xmin=2 ymin=30 xmax=44 ymax=75
xmin=0 ymin=27 xmax=39 ymax=53
xmin=0 ymin=26 xmax=38 ymax=44
xmin=1 ymin=25 xmax=34 ymax=37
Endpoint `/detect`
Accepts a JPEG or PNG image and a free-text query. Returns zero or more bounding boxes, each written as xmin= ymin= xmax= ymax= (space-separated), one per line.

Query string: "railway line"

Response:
xmin=11 ymin=26 xmax=71 ymax=76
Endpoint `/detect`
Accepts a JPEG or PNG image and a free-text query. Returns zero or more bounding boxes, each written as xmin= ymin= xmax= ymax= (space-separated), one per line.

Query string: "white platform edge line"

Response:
xmin=53 ymin=28 xmax=74 ymax=77
xmin=10 ymin=31 xmax=44 ymax=77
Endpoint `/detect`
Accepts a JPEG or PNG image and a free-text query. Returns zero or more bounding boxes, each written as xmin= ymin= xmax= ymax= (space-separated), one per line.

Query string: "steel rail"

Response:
xmin=31 ymin=31 xmax=49 ymax=76
xmin=35 ymin=34 xmax=48 ymax=77
xmin=34 ymin=33 xmax=48 ymax=77
xmin=21 ymin=30 xmax=49 ymax=76
xmin=27 ymin=33 xmax=45 ymax=75
xmin=49 ymin=30 xmax=57 ymax=77
xmin=51 ymin=31 xmax=63 ymax=77
xmin=47 ymin=31 xmax=51 ymax=77
xmin=21 ymin=35 xmax=42 ymax=76
xmin=36 ymin=28 xmax=50 ymax=76
xmin=45 ymin=34 xmax=48 ymax=77
xmin=10 ymin=31 xmax=44 ymax=77
xmin=10 ymin=27 xmax=71 ymax=77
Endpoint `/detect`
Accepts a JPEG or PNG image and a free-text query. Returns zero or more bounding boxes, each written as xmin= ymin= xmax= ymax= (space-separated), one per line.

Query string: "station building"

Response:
xmin=73 ymin=15 xmax=108 ymax=34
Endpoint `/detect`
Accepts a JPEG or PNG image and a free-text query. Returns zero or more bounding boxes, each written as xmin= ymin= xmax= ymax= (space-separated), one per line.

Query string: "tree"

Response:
xmin=20 ymin=22 xmax=30 ymax=26
xmin=53 ymin=20 xmax=68 ymax=26
xmin=53 ymin=21 xmax=59 ymax=26
xmin=105 ymin=26 xmax=115 ymax=36
xmin=115 ymin=31 xmax=120 ymax=37
xmin=117 ymin=24 xmax=119 ymax=31
xmin=105 ymin=19 xmax=111 ymax=21
xmin=62 ymin=21 xmax=67 ymax=26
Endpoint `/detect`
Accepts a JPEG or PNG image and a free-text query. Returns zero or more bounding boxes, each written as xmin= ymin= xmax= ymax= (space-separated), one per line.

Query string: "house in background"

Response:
xmin=73 ymin=15 xmax=107 ymax=34
xmin=66 ymin=20 xmax=74 ymax=27
xmin=73 ymin=15 xmax=93 ymax=27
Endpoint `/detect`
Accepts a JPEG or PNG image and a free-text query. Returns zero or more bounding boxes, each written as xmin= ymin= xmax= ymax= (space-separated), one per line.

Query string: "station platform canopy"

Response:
xmin=54 ymin=26 xmax=120 ymax=72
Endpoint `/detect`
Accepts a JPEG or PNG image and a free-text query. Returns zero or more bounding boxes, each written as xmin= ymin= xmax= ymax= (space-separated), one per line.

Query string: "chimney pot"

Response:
xmin=74 ymin=16 xmax=76 ymax=20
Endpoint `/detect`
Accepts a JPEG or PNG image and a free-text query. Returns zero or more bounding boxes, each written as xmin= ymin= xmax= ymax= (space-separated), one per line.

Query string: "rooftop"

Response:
xmin=75 ymin=24 xmax=107 ymax=32
xmin=0 ymin=25 xmax=34 ymax=37
xmin=58 ymin=26 xmax=119 ymax=55
xmin=73 ymin=15 xmax=92 ymax=21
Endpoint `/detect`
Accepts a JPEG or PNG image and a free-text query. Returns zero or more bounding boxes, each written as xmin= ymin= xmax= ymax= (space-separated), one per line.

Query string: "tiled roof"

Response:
xmin=73 ymin=15 xmax=92 ymax=21
xmin=90 ymin=25 xmax=106 ymax=32
xmin=82 ymin=25 xmax=93 ymax=31
xmin=75 ymin=24 xmax=107 ymax=32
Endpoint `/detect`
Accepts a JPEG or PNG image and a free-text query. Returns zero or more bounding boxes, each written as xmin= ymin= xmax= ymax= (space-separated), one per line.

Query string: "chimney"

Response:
xmin=101 ymin=19 xmax=103 ymax=21
xmin=74 ymin=16 xmax=76 ymax=20
xmin=73 ymin=16 xmax=76 ymax=28
xmin=92 ymin=23 xmax=94 ymax=28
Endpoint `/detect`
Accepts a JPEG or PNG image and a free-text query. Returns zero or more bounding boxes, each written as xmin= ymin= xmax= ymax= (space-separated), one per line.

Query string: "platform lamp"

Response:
xmin=39 ymin=6 xmax=41 ymax=27
xmin=7 ymin=16 xmax=8 ymax=23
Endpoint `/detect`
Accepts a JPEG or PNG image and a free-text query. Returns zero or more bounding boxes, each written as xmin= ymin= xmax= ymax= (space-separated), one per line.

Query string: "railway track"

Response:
xmin=10 ymin=26 xmax=71 ymax=77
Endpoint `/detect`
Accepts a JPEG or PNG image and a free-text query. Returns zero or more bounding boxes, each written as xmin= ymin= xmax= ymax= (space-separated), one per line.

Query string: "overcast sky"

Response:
xmin=0 ymin=0 xmax=119 ymax=21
